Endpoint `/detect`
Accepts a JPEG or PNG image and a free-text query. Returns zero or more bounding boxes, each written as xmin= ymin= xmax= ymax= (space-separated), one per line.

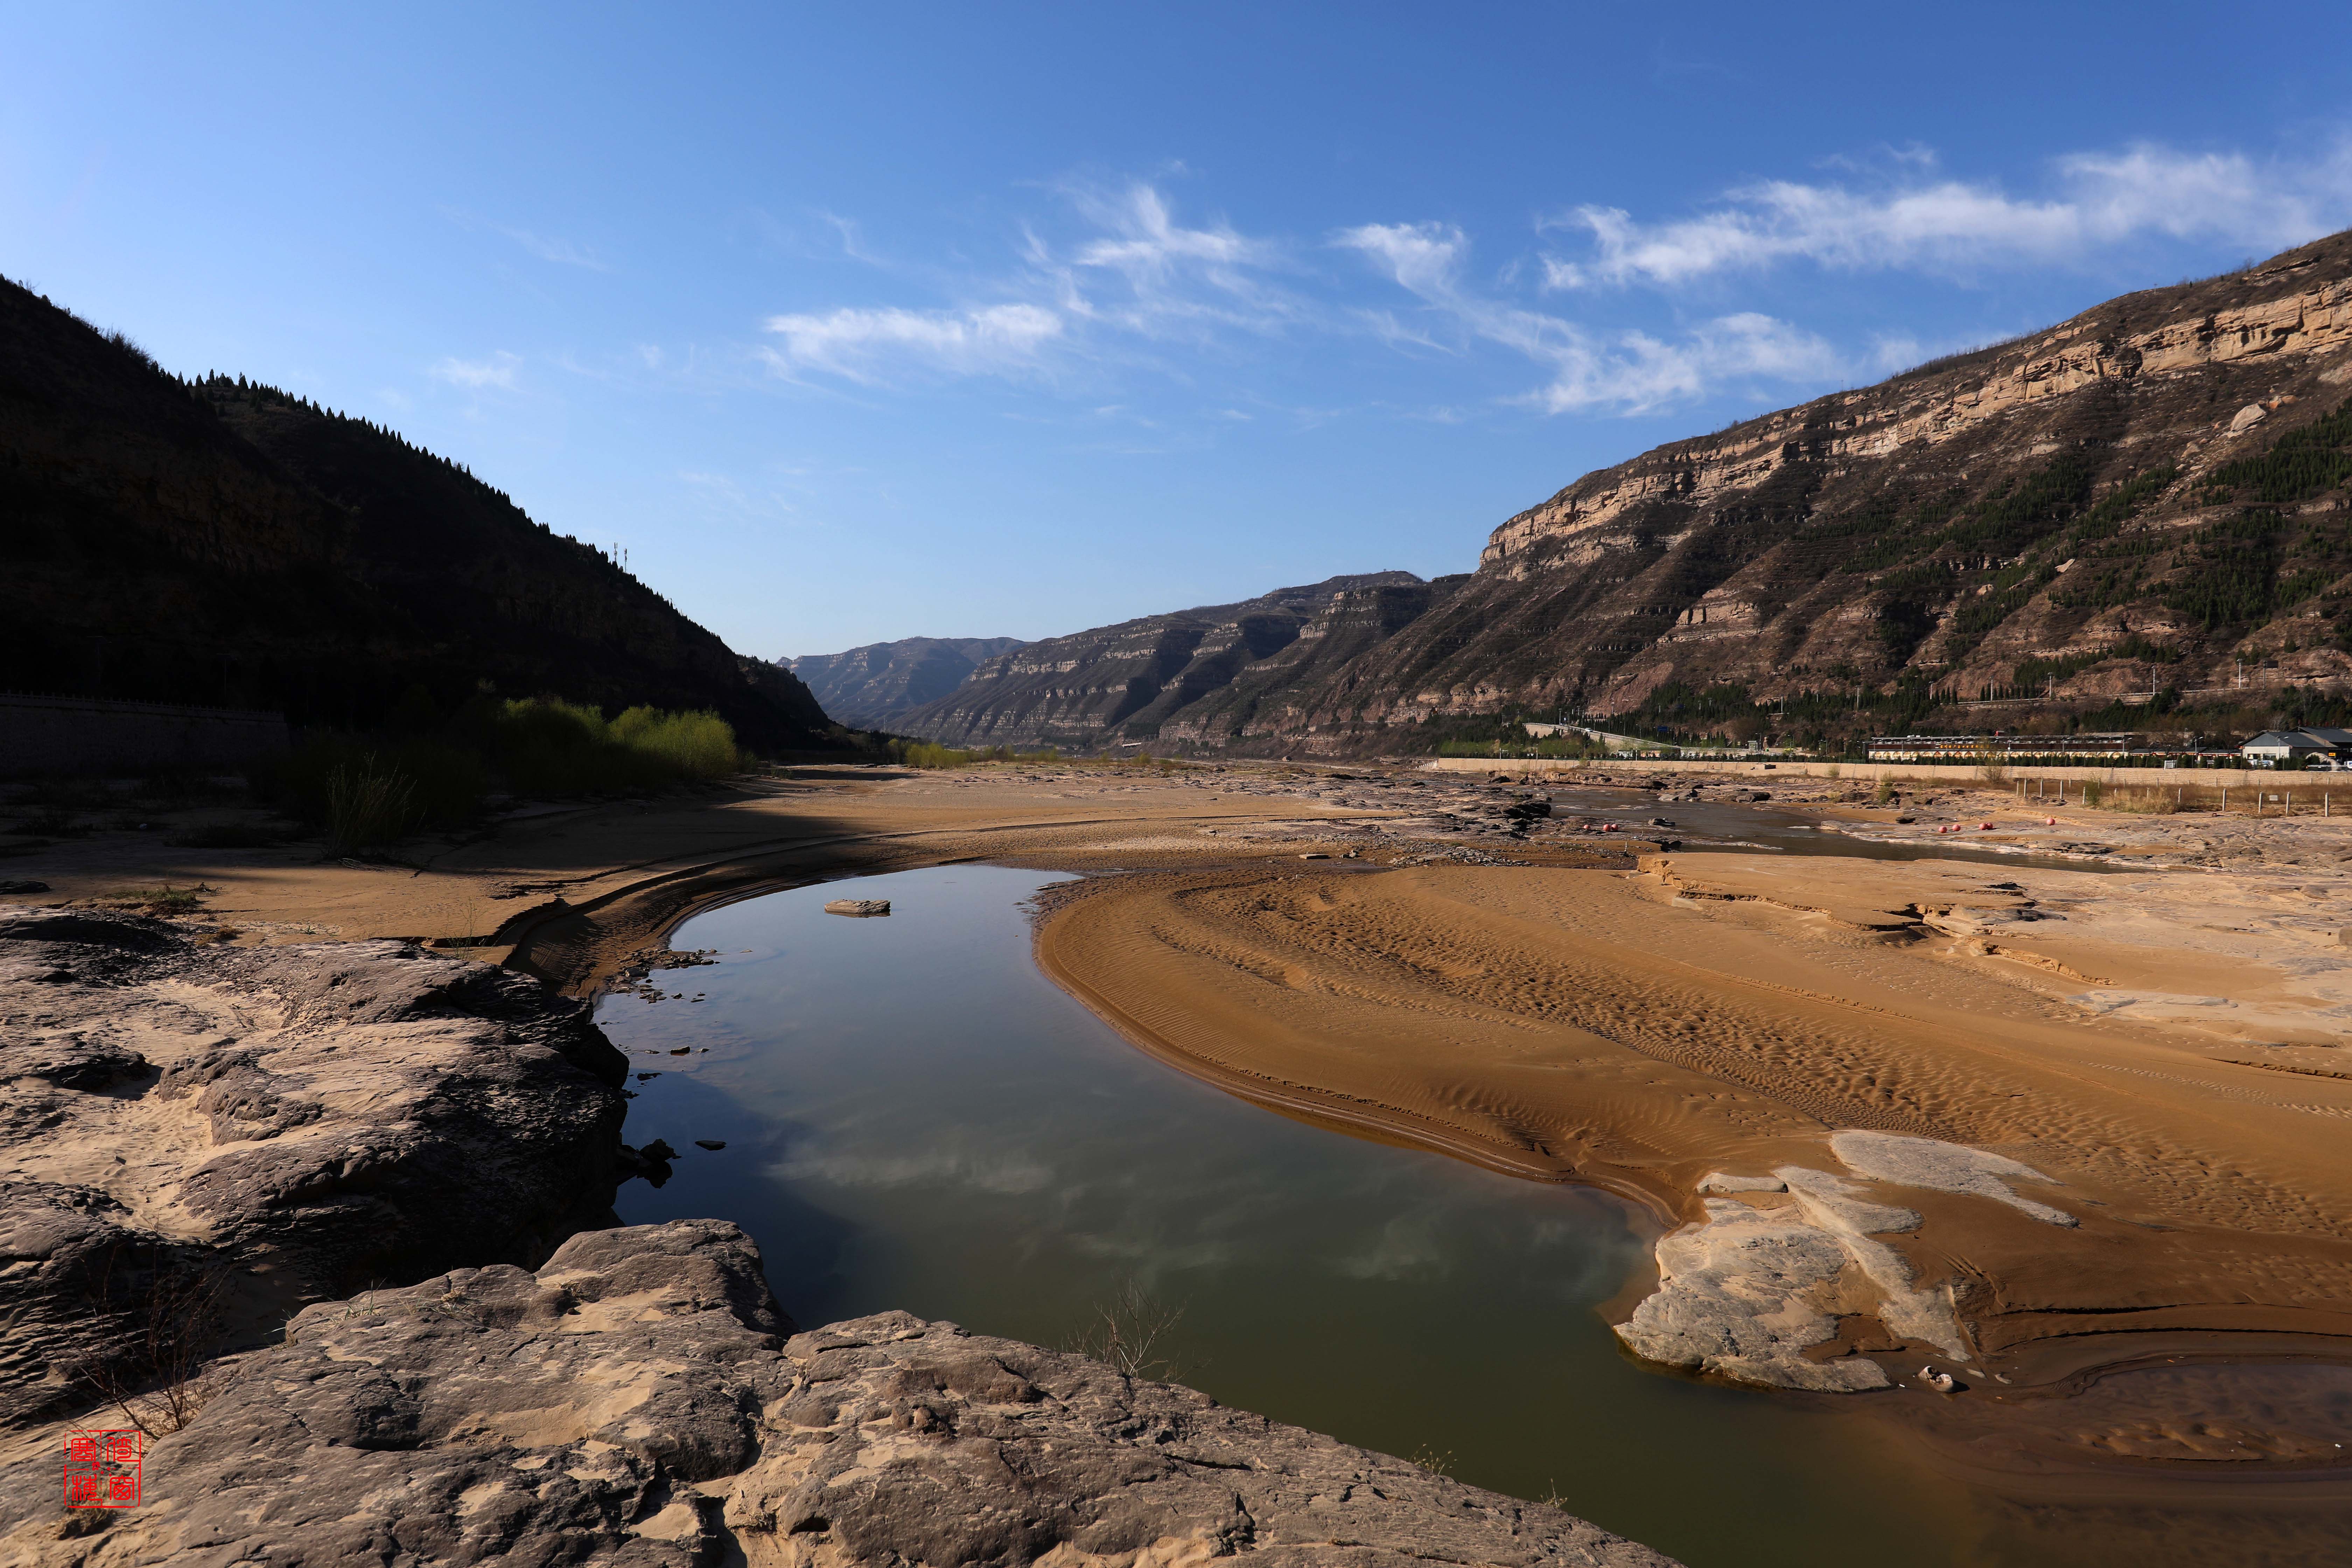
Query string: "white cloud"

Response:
xmin=1542 ymin=140 xmax=2352 ymax=288
xmin=431 ymin=351 xmax=519 ymax=389
xmin=1072 ymin=183 xmax=1267 ymax=280
xmin=750 ymin=141 xmax=2345 ymax=417
xmin=1338 ymin=222 xmax=1838 ymax=413
xmin=1058 ymin=182 xmax=1302 ymax=340
xmin=759 ymin=302 xmax=1064 ymax=384
xmin=759 ymin=184 xmax=1306 ymax=388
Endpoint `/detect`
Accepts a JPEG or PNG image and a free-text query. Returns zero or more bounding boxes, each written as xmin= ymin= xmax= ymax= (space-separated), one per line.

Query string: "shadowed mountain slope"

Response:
xmin=893 ymin=572 xmax=1442 ymax=748
xmin=786 ymin=636 xmax=1027 ymax=729
xmin=1 ymin=276 xmax=834 ymax=748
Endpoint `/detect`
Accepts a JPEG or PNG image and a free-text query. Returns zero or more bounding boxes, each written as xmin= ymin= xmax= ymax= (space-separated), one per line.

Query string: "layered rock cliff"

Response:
xmin=0 ymin=277 xmax=834 ymax=748
xmin=882 ymin=231 xmax=2352 ymax=755
xmin=894 ymin=572 xmax=1447 ymax=748
xmin=787 ymin=635 xmax=1027 ymax=729
xmin=1251 ymin=230 xmax=2352 ymax=742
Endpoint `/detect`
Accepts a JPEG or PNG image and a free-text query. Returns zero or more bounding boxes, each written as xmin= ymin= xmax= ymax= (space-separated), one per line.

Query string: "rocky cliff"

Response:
xmin=894 ymin=572 xmax=1448 ymax=748
xmin=0 ymin=277 xmax=835 ymax=748
xmin=786 ymin=635 xmax=1027 ymax=729
xmin=1232 ymin=230 xmax=2352 ymax=747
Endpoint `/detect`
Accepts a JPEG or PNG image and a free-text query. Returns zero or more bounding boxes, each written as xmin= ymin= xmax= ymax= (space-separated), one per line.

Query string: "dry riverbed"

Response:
xmin=6 ymin=758 xmax=2351 ymax=1558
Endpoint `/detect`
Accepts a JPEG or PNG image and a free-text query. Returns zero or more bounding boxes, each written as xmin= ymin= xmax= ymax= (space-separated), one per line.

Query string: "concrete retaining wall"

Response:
xmin=0 ymin=694 xmax=289 ymax=777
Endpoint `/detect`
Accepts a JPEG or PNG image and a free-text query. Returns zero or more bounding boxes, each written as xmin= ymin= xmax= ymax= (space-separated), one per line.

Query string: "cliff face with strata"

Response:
xmin=890 ymin=233 xmax=2352 ymax=753
xmin=1257 ymin=230 xmax=2352 ymax=740
xmin=895 ymin=572 xmax=1447 ymax=748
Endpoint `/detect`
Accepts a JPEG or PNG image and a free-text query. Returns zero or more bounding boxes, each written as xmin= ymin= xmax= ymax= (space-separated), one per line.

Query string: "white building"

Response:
xmin=2241 ymin=728 xmax=2352 ymax=766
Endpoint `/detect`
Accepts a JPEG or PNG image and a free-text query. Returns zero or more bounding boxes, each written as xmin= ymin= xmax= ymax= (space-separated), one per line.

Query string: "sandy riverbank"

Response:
xmin=0 ymin=761 xmax=1480 ymax=992
xmin=1033 ymin=838 xmax=2352 ymax=1393
xmin=10 ymin=757 xmax=2352 ymax=1555
xmin=12 ymin=757 xmax=2351 ymax=1392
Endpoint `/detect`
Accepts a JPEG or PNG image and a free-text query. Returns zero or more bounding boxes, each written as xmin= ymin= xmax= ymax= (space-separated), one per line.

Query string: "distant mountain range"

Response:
xmin=785 ymin=637 xmax=1028 ymax=730
xmin=880 ymin=572 xmax=1452 ymax=749
xmin=858 ymin=229 xmax=2352 ymax=754
xmin=2 ymin=276 xmax=834 ymax=749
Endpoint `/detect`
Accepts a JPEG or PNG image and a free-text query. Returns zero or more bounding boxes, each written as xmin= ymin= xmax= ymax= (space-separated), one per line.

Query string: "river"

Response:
xmin=603 ymin=862 xmax=2350 ymax=1568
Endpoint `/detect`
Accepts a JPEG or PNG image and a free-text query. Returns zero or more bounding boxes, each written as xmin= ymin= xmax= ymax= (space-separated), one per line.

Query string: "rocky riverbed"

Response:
xmin=0 ymin=1220 xmax=1673 ymax=1567
xmin=0 ymin=901 xmax=1678 ymax=1566
xmin=0 ymin=905 xmax=631 ymax=1430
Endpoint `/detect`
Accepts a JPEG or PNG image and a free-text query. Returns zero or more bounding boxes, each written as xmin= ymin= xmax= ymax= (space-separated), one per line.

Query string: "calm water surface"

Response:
xmin=602 ymin=864 xmax=2340 ymax=1568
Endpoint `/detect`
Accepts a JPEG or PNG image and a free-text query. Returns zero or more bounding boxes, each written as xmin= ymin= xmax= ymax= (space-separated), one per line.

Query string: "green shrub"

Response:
xmin=464 ymin=698 xmax=740 ymax=793
xmin=882 ymin=738 xmax=1064 ymax=769
xmin=890 ymin=740 xmax=975 ymax=769
xmin=325 ymin=758 xmax=421 ymax=854
xmin=610 ymin=706 xmax=740 ymax=779
xmin=259 ymin=698 xmax=742 ymax=852
xmin=265 ymin=734 xmax=487 ymax=836
xmin=2200 ymin=399 xmax=2352 ymax=505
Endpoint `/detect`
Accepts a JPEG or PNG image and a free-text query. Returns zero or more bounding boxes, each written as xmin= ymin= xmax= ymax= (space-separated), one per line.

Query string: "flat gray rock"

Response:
xmin=0 ymin=1221 xmax=1681 ymax=1567
xmin=0 ymin=905 xmax=628 ymax=1428
xmin=823 ymin=898 xmax=892 ymax=916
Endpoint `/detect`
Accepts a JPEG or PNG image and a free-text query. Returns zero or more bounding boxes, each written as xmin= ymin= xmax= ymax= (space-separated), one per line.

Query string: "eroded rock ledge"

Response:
xmin=0 ymin=905 xmax=629 ymax=1427
xmin=0 ymin=1220 xmax=1680 ymax=1568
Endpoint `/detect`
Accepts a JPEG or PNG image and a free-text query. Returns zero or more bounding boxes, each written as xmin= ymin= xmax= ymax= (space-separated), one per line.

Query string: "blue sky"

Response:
xmin=8 ymin=4 xmax=2351 ymax=658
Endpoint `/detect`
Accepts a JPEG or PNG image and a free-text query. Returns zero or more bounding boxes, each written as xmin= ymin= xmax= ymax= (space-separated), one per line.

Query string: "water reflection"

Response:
xmin=599 ymin=863 xmax=2340 ymax=1568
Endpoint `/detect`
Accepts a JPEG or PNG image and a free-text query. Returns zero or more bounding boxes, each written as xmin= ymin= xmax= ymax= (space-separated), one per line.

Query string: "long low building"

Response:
xmin=1866 ymin=733 xmax=2214 ymax=765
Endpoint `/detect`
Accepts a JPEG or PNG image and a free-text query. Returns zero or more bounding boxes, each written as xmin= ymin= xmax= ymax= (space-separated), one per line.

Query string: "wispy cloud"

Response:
xmin=1338 ymin=222 xmax=1838 ymax=413
xmin=444 ymin=208 xmax=613 ymax=271
xmin=757 ymin=183 xmax=1307 ymax=388
xmin=1541 ymin=140 xmax=2352 ymax=288
xmin=760 ymin=302 xmax=1064 ymax=384
xmin=431 ymin=351 xmax=520 ymax=389
xmin=498 ymin=225 xmax=610 ymax=271
xmin=1060 ymin=182 xmax=1298 ymax=336
xmin=751 ymin=138 xmax=2348 ymax=419
xmin=678 ymin=469 xmax=802 ymax=527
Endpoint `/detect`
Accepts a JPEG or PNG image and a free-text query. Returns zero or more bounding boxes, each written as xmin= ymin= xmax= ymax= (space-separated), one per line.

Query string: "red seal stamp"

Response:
xmin=63 ymin=1429 xmax=140 ymax=1509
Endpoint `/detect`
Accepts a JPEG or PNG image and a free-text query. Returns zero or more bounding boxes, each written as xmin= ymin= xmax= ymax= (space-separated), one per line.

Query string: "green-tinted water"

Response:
xmin=602 ymin=863 xmax=2350 ymax=1568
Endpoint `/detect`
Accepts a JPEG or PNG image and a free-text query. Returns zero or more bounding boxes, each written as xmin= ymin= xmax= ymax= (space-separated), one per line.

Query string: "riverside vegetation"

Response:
xmin=257 ymin=696 xmax=745 ymax=854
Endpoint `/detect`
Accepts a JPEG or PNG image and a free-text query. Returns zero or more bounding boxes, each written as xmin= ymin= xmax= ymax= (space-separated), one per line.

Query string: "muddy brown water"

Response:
xmin=602 ymin=864 xmax=2352 ymax=1568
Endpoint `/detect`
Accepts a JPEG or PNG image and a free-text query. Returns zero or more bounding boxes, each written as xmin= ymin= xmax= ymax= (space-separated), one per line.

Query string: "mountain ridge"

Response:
xmin=900 ymin=230 xmax=2352 ymax=754
xmin=893 ymin=570 xmax=1441 ymax=748
xmin=785 ymin=636 xmax=1028 ymax=730
xmin=1 ymin=276 xmax=835 ymax=749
